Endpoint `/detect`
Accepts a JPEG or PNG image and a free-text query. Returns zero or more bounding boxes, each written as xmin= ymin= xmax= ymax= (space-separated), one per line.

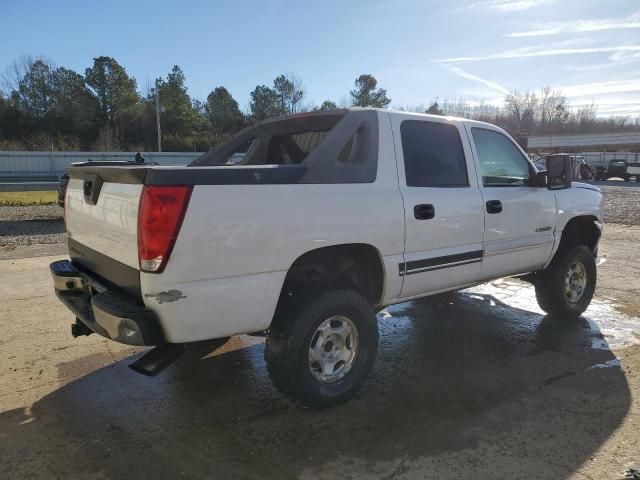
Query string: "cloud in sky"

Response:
xmin=438 ymin=45 xmax=640 ymax=63
xmin=470 ymin=0 xmax=554 ymax=12
xmin=444 ymin=64 xmax=640 ymax=116
xmin=507 ymin=14 xmax=640 ymax=37
xmin=449 ymin=67 xmax=510 ymax=95
xmin=570 ymin=93 xmax=640 ymax=116
xmin=596 ymin=104 xmax=640 ymax=115
xmin=609 ymin=50 xmax=640 ymax=62
xmin=558 ymin=80 xmax=640 ymax=98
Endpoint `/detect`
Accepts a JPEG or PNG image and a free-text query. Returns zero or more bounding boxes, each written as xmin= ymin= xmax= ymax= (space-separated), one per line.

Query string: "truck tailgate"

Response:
xmin=65 ymin=178 xmax=142 ymax=270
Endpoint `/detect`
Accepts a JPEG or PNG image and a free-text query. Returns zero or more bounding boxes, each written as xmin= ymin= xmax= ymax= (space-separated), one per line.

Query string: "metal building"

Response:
xmin=527 ymin=132 xmax=640 ymax=167
xmin=0 ymin=151 xmax=202 ymax=180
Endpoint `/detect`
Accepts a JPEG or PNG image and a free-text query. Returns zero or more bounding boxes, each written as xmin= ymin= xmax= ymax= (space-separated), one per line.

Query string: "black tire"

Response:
xmin=535 ymin=245 xmax=596 ymax=318
xmin=625 ymin=174 xmax=631 ymax=182
xmin=265 ymin=289 xmax=378 ymax=407
xmin=636 ymin=176 xmax=640 ymax=183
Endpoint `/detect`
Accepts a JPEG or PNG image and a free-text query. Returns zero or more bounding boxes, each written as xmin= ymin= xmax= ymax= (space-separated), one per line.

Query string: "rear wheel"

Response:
xmin=535 ymin=245 xmax=596 ymax=318
xmin=265 ymin=289 xmax=378 ymax=407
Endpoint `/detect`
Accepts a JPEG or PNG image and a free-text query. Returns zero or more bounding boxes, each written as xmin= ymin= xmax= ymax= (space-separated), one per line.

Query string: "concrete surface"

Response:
xmin=1 ymin=226 xmax=640 ymax=479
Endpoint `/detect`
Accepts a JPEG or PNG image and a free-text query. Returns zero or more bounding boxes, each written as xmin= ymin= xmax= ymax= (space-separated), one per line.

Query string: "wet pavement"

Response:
xmin=1 ymin=256 xmax=639 ymax=479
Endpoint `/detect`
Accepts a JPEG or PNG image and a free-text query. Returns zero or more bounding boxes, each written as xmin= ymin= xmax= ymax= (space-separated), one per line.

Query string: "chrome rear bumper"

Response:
xmin=50 ymin=259 xmax=164 ymax=346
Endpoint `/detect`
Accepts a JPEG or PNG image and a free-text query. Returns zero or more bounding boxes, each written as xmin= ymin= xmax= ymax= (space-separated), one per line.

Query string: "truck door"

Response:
xmin=391 ymin=115 xmax=485 ymax=298
xmin=465 ymin=125 xmax=556 ymax=280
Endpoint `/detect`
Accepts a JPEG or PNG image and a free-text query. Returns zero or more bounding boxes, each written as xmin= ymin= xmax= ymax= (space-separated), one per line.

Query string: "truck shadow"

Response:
xmin=0 ymin=290 xmax=631 ymax=479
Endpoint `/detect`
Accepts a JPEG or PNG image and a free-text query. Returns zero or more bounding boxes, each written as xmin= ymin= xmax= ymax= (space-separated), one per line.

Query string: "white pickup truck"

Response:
xmin=51 ymin=108 xmax=603 ymax=406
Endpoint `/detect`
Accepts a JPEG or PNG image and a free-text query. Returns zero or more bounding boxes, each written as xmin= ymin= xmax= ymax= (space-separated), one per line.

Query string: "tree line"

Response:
xmin=423 ymin=87 xmax=639 ymax=141
xmin=0 ymin=56 xmax=390 ymax=151
xmin=0 ymin=55 xmax=637 ymax=152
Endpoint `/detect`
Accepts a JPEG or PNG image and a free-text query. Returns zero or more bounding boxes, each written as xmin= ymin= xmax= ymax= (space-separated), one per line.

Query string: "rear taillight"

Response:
xmin=138 ymin=185 xmax=192 ymax=273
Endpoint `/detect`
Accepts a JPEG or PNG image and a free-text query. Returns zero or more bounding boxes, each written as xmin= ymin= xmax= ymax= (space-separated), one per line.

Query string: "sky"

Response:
xmin=1 ymin=0 xmax=639 ymax=117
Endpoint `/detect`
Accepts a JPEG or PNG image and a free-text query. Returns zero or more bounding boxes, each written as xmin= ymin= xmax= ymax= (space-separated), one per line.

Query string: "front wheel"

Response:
xmin=535 ymin=245 xmax=596 ymax=318
xmin=265 ymin=290 xmax=379 ymax=407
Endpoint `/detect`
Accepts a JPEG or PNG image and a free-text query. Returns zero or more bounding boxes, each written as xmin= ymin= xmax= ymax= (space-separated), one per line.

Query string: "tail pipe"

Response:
xmin=129 ymin=343 xmax=186 ymax=377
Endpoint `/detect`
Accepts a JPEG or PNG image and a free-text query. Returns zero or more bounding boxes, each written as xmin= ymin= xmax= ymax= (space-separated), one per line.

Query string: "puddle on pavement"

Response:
xmin=382 ymin=278 xmax=640 ymax=352
xmin=587 ymin=357 xmax=622 ymax=370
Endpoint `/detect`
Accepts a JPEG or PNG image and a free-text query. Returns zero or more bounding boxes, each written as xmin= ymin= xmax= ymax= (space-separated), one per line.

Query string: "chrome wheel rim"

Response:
xmin=564 ymin=261 xmax=587 ymax=303
xmin=308 ymin=315 xmax=359 ymax=383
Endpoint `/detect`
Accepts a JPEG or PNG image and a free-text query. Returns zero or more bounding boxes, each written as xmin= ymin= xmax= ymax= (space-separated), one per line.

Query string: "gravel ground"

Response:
xmin=600 ymin=184 xmax=640 ymax=225
xmin=0 ymin=204 xmax=65 ymax=247
xmin=0 ymin=184 xmax=638 ymax=248
xmin=0 ymin=204 xmax=62 ymax=221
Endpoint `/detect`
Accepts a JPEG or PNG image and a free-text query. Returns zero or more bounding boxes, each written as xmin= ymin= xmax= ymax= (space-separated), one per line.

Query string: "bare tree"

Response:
xmin=287 ymin=73 xmax=305 ymax=113
xmin=504 ymin=90 xmax=538 ymax=135
xmin=538 ymin=87 xmax=569 ymax=132
xmin=273 ymin=73 xmax=305 ymax=114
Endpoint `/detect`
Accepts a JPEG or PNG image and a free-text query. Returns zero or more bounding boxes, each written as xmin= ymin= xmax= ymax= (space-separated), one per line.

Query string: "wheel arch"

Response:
xmin=546 ymin=215 xmax=602 ymax=269
xmin=559 ymin=215 xmax=601 ymax=252
xmin=275 ymin=243 xmax=386 ymax=313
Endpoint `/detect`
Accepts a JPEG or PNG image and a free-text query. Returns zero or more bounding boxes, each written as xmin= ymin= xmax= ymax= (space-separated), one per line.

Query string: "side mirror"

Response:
xmin=546 ymin=155 xmax=572 ymax=190
xmin=530 ymin=170 xmax=547 ymax=188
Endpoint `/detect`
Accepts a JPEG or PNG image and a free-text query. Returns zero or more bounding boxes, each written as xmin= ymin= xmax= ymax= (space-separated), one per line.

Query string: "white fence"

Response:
xmin=0 ymin=151 xmax=203 ymax=180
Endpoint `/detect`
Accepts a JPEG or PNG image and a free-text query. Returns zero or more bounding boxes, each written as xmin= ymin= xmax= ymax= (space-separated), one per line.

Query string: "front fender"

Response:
xmin=544 ymin=186 xmax=603 ymax=268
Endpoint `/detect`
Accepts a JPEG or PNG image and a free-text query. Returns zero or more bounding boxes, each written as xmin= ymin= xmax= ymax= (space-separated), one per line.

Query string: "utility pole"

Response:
xmin=155 ymin=80 xmax=162 ymax=152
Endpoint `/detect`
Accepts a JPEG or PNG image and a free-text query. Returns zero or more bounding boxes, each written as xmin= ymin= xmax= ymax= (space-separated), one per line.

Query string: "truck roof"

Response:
xmin=260 ymin=107 xmax=494 ymax=129
xmin=353 ymin=107 xmax=502 ymax=130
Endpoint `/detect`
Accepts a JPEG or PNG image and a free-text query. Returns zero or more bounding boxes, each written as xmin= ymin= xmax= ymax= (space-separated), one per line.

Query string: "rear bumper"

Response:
xmin=50 ymin=259 xmax=164 ymax=346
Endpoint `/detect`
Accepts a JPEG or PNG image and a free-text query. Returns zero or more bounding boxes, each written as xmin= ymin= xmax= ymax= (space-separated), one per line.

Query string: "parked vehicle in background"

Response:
xmin=595 ymin=165 xmax=607 ymax=181
xmin=628 ymin=162 xmax=640 ymax=182
xmin=533 ymin=159 xmax=547 ymax=173
xmin=577 ymin=157 xmax=597 ymax=181
xmin=50 ymin=108 xmax=603 ymax=407
xmin=532 ymin=154 xmax=596 ymax=181
xmin=594 ymin=159 xmax=640 ymax=182
xmin=608 ymin=159 xmax=631 ymax=181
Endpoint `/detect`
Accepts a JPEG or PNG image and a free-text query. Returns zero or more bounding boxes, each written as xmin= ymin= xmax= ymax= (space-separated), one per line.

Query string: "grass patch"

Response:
xmin=0 ymin=190 xmax=58 ymax=206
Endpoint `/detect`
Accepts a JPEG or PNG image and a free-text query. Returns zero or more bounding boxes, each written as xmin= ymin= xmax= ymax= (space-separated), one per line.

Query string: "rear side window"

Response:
xmin=190 ymin=110 xmax=378 ymax=184
xmin=223 ymin=138 xmax=256 ymax=165
xmin=267 ymin=131 xmax=330 ymax=164
xmin=192 ymin=113 xmax=345 ymax=167
xmin=400 ymin=121 xmax=468 ymax=187
xmin=301 ymin=113 xmax=378 ymax=183
xmin=471 ymin=128 xmax=530 ymax=186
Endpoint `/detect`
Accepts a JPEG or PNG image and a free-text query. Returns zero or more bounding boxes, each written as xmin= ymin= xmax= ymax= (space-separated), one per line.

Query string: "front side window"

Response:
xmin=401 ymin=120 xmax=468 ymax=187
xmin=471 ymin=128 xmax=530 ymax=186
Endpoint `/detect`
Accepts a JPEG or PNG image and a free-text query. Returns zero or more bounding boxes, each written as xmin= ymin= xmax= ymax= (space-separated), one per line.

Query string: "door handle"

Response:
xmin=414 ymin=204 xmax=435 ymax=220
xmin=486 ymin=200 xmax=502 ymax=214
